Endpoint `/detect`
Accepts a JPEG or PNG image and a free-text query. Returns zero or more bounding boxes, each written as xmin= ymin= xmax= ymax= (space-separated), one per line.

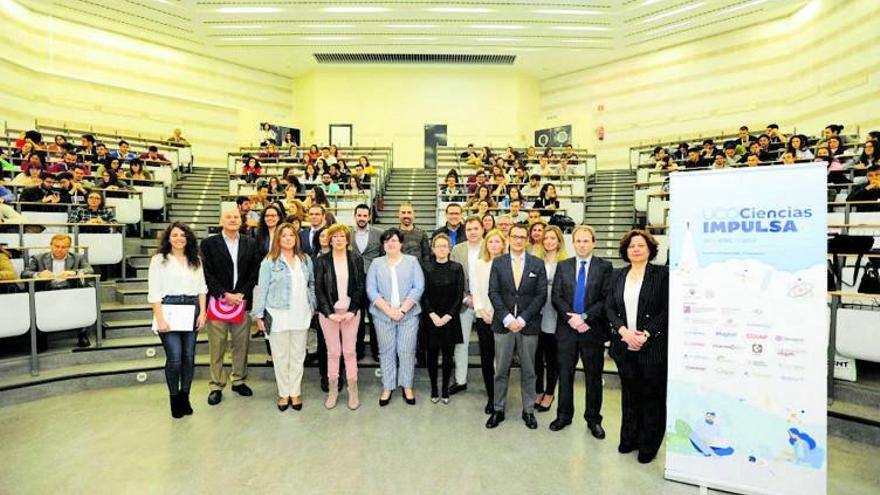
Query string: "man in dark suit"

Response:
xmin=350 ymin=204 xmax=383 ymax=360
xmin=300 ymin=204 xmax=327 ymax=256
xmin=21 ymin=233 xmax=93 ymax=349
xmin=486 ymin=224 xmax=547 ymax=430
xmin=549 ymin=225 xmax=613 ymax=438
xmin=200 ymin=207 xmax=261 ymax=406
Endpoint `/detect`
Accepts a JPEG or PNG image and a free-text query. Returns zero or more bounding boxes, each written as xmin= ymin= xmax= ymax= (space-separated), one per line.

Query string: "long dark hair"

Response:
xmin=257 ymin=204 xmax=284 ymax=241
xmin=156 ymin=222 xmax=201 ymax=268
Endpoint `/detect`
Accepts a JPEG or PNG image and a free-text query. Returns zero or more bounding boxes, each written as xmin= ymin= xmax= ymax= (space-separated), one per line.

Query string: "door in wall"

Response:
xmin=329 ymin=124 xmax=353 ymax=147
xmin=424 ymin=124 xmax=447 ymax=169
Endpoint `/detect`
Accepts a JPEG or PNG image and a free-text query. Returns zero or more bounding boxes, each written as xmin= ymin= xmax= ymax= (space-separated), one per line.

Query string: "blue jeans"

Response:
xmin=159 ymin=296 xmax=199 ymax=395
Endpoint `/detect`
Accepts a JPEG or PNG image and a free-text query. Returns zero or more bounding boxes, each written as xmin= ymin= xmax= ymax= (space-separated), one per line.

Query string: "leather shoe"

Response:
xmin=379 ymin=390 xmax=394 ymax=407
xmin=638 ymin=451 xmax=657 ymax=464
xmin=448 ymin=383 xmax=467 ymax=395
xmin=484 ymin=401 xmax=494 ymax=415
xmin=588 ymin=423 xmax=606 ymax=439
xmin=207 ymin=390 xmax=222 ymax=406
xmin=522 ymin=412 xmax=538 ymax=430
xmin=231 ymin=383 xmax=253 ymax=397
xmin=485 ymin=412 xmax=505 ymax=429
xmin=549 ymin=418 xmax=571 ymax=431
xmin=618 ymin=443 xmax=636 ymax=454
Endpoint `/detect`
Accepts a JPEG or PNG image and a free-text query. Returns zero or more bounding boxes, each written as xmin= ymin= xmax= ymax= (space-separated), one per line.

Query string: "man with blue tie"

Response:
xmin=549 ymin=225 xmax=613 ymax=438
xmin=486 ymin=224 xmax=547 ymax=430
xmin=300 ymin=204 xmax=327 ymax=256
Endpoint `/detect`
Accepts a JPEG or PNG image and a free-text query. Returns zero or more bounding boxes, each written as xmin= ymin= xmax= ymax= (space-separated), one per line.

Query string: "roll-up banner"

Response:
xmin=665 ymin=164 xmax=828 ymax=495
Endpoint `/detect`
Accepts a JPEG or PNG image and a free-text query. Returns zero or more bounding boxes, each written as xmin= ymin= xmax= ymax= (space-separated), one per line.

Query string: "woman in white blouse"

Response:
xmin=532 ymin=225 xmax=567 ymax=413
xmin=147 ymin=223 xmax=208 ymax=419
xmin=251 ymin=223 xmax=317 ymax=411
xmin=471 ymin=228 xmax=507 ymax=415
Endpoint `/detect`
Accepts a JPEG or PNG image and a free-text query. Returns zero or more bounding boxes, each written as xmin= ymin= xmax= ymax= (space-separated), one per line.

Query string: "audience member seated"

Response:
xmin=241 ymin=156 xmax=262 ymax=184
xmin=139 ymin=145 xmax=170 ymax=164
xmin=562 ymin=144 xmax=579 ymax=165
xmin=47 ymin=134 xmax=68 ymax=154
xmin=787 ymin=134 xmax=814 ymax=160
xmin=684 ymin=149 xmax=704 ymax=169
xmin=69 ymin=168 xmax=93 ymax=201
xmin=302 ymin=163 xmax=320 ymax=185
xmin=259 ymin=143 xmax=280 ymax=159
xmin=49 ymin=149 xmax=81 ymax=175
xmin=167 ymin=128 xmax=189 ymax=145
xmin=533 ymin=183 xmax=560 ymax=215
xmin=358 ymin=156 xmax=377 ymax=176
xmin=858 ymin=140 xmax=879 ymax=167
xmin=441 ymin=175 xmax=464 ymax=202
xmin=17 ymin=151 xmax=45 ymax=173
xmin=466 ymin=166 xmax=488 ymax=195
xmin=537 ymin=156 xmax=554 ymax=176
xmin=523 ymin=146 xmax=540 ymax=165
xmin=96 ymin=169 xmax=129 ymax=190
xmin=319 ymin=147 xmax=337 ymax=167
xmin=819 ymin=124 xmax=845 ymax=146
xmin=21 ymin=233 xmax=94 ymax=348
xmin=266 ymin=176 xmax=285 ymax=196
xmin=91 ymin=142 xmax=113 ymax=169
xmin=509 ymin=200 xmax=527 ymax=224
xmin=110 ymin=140 xmax=137 ymax=161
xmin=251 ymin=184 xmax=271 ymax=211
xmin=20 ymin=173 xmax=69 ymax=204
xmin=305 ymin=144 xmax=320 ymax=164
xmin=96 ymin=157 xmax=126 ymax=178
xmin=0 ymin=182 xmax=15 ymax=203
xmin=765 ymin=124 xmax=788 ymax=150
xmin=78 ymin=134 xmax=96 ymax=161
xmin=521 ymin=174 xmax=542 ymax=198
xmin=781 ymin=151 xmax=797 ymax=165
xmin=0 ymin=245 xmax=15 ymax=281
xmin=350 ymin=163 xmax=370 ymax=189
xmin=12 ymin=163 xmax=44 ymax=187
xmin=467 ymin=185 xmax=496 ymax=213
xmin=699 ymin=139 xmax=717 ymax=164
xmin=287 ymin=144 xmax=302 ymax=160
xmin=68 ymin=190 xmax=115 ymax=224
xmin=846 ymin=165 xmax=880 ymax=211
xmin=712 ymin=154 xmax=728 ymax=169
xmin=124 ymin=159 xmax=153 ymax=181
xmin=672 ymin=142 xmax=689 ymax=162
xmin=721 ymin=142 xmax=740 ymax=166
xmin=735 ymin=126 xmax=757 ymax=149
xmin=319 ymin=172 xmax=341 ymax=198
xmin=235 ymin=196 xmax=258 ymax=232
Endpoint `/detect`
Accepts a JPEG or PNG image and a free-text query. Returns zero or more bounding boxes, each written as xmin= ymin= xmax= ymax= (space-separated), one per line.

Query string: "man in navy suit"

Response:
xmin=549 ymin=225 xmax=613 ymax=438
xmin=300 ymin=204 xmax=327 ymax=256
xmin=486 ymin=224 xmax=547 ymax=430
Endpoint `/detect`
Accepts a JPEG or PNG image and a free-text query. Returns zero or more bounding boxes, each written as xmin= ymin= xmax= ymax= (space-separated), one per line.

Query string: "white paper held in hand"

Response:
xmin=152 ymin=304 xmax=197 ymax=332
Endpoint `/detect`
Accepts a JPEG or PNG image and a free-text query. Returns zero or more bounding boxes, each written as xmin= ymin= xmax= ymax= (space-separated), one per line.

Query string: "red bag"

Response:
xmin=206 ymin=296 xmax=245 ymax=323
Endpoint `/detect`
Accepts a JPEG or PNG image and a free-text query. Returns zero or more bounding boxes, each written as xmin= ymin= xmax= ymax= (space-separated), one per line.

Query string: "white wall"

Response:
xmin=538 ymin=0 xmax=880 ymax=167
xmin=0 ymin=0 xmax=294 ymax=167
xmin=293 ymin=67 xmax=540 ymax=167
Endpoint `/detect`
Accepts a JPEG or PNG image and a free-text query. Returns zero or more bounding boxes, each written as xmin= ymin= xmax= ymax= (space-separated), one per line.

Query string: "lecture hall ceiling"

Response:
xmin=17 ymin=0 xmax=807 ymax=78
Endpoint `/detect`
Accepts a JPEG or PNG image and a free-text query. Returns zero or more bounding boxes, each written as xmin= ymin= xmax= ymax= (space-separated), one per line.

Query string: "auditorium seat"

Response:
xmin=836 ymin=308 xmax=880 ymax=364
xmin=34 ymin=287 xmax=98 ymax=332
xmin=0 ymin=292 xmax=31 ymax=338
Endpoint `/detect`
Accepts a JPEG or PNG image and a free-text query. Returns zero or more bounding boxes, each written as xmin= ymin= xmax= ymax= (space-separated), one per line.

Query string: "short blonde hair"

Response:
xmin=571 ymin=224 xmax=596 ymax=242
xmin=324 ymin=223 xmax=351 ymax=247
xmin=50 ymin=233 xmax=72 ymax=246
xmin=480 ymin=229 xmax=507 ymax=262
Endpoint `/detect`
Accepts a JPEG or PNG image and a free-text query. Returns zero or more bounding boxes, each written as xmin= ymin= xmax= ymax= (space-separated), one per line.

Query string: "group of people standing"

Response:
xmin=147 ymin=201 xmax=669 ymax=465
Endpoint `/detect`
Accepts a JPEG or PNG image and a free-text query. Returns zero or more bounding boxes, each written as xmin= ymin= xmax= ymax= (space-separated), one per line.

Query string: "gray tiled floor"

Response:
xmin=0 ymin=373 xmax=877 ymax=495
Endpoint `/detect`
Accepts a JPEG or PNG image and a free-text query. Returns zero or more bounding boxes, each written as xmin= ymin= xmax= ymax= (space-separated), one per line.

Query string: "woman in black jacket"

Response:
xmin=605 ymin=229 xmax=669 ymax=465
xmin=314 ymin=224 xmax=366 ymax=410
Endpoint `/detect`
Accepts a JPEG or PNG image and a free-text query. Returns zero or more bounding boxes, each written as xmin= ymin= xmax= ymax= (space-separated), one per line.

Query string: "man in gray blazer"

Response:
xmin=351 ymin=204 xmax=384 ymax=360
xmin=486 ymin=224 xmax=547 ymax=430
xmin=448 ymin=216 xmax=484 ymax=395
xmin=21 ymin=233 xmax=94 ymax=348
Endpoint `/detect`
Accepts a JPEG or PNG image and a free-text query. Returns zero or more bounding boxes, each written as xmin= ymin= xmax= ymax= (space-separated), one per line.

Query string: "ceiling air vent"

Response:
xmin=314 ymin=53 xmax=516 ymax=65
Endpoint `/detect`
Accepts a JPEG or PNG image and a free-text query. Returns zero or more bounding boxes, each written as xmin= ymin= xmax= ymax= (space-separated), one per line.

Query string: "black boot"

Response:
xmin=180 ymin=392 xmax=193 ymax=416
xmin=170 ymin=394 xmax=184 ymax=419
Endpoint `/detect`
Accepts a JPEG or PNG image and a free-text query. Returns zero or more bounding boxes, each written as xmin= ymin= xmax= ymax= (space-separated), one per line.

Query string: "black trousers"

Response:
xmin=474 ymin=319 xmax=495 ymax=403
xmin=427 ymin=345 xmax=454 ymax=396
xmin=534 ymin=332 xmax=558 ymax=397
xmin=615 ymin=352 xmax=667 ymax=455
xmin=356 ymin=308 xmax=378 ymax=359
xmin=556 ymin=333 xmax=605 ymax=425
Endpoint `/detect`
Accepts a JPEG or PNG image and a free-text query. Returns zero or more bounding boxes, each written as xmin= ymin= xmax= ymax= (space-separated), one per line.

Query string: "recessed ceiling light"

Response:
xmin=212 ymin=25 xmax=263 ymax=30
xmin=389 ymin=36 xmax=438 ymax=41
xmin=552 ymin=25 xmax=611 ymax=31
xmin=324 ymin=7 xmax=389 ymax=13
xmin=300 ymin=36 xmax=356 ymax=41
xmin=641 ymin=0 xmax=666 ymax=6
xmin=303 ymin=24 xmax=354 ymax=29
xmin=216 ymin=7 xmax=282 ymax=14
xmin=476 ymin=37 xmax=522 ymax=42
xmin=721 ymin=0 xmax=771 ymax=13
xmin=384 ymin=24 xmax=436 ymax=29
xmin=221 ymin=36 xmax=268 ymax=41
xmin=533 ymin=9 xmax=600 ymax=15
xmin=641 ymin=2 xmax=705 ymax=23
xmin=470 ymin=24 xmax=525 ymax=30
xmin=559 ymin=38 xmax=602 ymax=43
xmin=428 ymin=7 xmax=493 ymax=13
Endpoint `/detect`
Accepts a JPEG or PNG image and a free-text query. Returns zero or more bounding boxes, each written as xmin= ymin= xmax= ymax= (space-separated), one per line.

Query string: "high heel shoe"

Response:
xmin=535 ymin=396 xmax=554 ymax=413
xmin=290 ymin=396 xmax=302 ymax=411
xmin=277 ymin=397 xmax=290 ymax=412
xmin=403 ymin=388 xmax=416 ymax=406
xmin=379 ymin=390 xmax=394 ymax=407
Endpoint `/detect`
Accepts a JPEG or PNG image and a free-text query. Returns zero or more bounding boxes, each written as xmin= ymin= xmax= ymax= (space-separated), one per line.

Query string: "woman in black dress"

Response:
xmin=421 ymin=233 xmax=465 ymax=404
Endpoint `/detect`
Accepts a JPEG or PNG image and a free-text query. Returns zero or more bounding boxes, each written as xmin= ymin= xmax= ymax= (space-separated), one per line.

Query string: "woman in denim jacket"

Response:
xmin=366 ymin=228 xmax=425 ymax=407
xmin=252 ymin=222 xmax=316 ymax=411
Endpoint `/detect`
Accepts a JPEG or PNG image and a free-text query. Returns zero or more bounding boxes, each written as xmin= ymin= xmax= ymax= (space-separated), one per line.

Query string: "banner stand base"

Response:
xmin=665 ymin=471 xmax=772 ymax=495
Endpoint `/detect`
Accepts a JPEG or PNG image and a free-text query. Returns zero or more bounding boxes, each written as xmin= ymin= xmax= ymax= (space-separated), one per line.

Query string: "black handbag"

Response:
xmin=858 ymin=259 xmax=880 ymax=294
xmin=549 ymin=214 xmax=576 ymax=233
